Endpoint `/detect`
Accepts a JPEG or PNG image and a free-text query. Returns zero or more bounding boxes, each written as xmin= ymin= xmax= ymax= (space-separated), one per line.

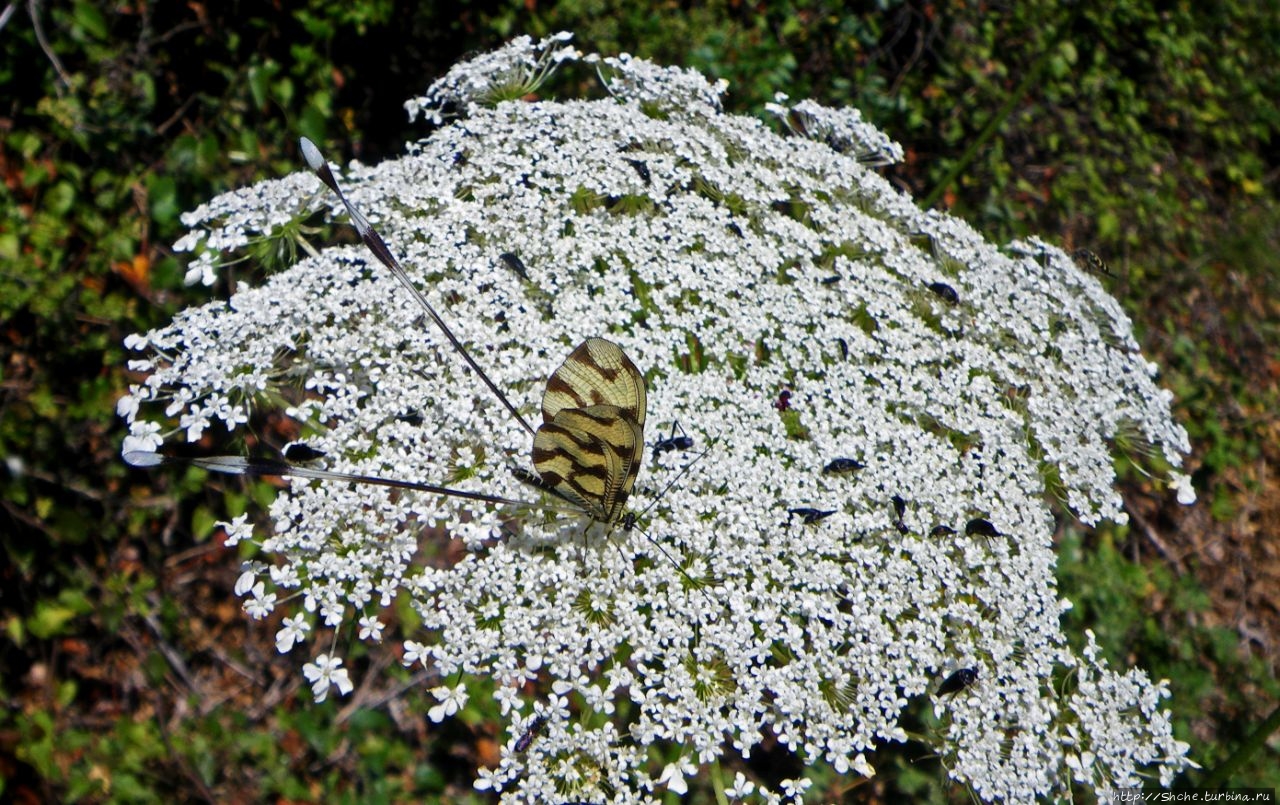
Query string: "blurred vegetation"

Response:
xmin=3 ymin=0 xmax=1278 ymax=801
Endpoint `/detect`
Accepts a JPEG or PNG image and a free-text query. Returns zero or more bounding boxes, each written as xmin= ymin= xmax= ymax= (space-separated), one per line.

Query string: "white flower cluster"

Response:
xmin=592 ymin=52 xmax=729 ymax=114
xmin=405 ymin=31 xmax=580 ymax=126
xmin=119 ymin=35 xmax=1195 ymax=803
xmin=766 ymin=94 xmax=904 ymax=166
xmin=173 ymin=169 xmax=322 ymax=286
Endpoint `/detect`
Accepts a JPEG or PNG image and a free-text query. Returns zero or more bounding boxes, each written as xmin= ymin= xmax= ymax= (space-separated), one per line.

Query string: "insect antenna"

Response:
xmin=299 ymin=137 xmax=535 ymax=437
xmin=618 ymin=438 xmax=720 ymax=612
xmin=619 ymin=515 xmax=720 ymax=616
xmin=124 ymin=450 xmax=531 ymax=507
xmin=630 ymin=438 xmax=713 ymax=524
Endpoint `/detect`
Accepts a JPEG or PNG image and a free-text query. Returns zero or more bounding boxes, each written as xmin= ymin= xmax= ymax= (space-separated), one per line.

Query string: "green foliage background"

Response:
xmin=3 ymin=1 xmax=1278 ymax=801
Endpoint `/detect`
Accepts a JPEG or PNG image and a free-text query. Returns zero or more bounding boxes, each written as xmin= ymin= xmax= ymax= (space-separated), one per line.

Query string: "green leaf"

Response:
xmin=248 ymin=62 xmax=276 ymax=110
xmin=71 ymin=0 xmax=109 ymax=40
xmin=45 ymin=181 xmax=77 ymax=215
xmin=28 ymin=600 xmax=79 ymax=639
xmin=191 ymin=505 xmax=218 ymax=541
xmin=146 ymin=174 xmax=179 ymax=227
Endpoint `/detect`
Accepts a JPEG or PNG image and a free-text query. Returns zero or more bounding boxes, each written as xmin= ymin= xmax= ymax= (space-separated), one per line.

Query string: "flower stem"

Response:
xmin=709 ymin=758 xmax=730 ymax=805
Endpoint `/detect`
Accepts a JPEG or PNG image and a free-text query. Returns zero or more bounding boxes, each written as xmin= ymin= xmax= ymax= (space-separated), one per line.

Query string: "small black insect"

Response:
xmin=727 ymin=221 xmax=744 ymax=238
xmin=927 ymin=281 xmax=960 ymax=305
xmin=498 ymin=252 xmax=530 ymax=281
xmin=774 ymin=389 xmax=792 ymax=412
xmin=965 ymin=518 xmax=1001 ymax=538
xmin=652 ymin=421 xmax=695 ymax=461
xmin=514 ymin=713 xmax=549 ymax=753
xmin=890 ymin=495 xmax=910 ymax=535
xmin=822 ymin=458 xmax=865 ymax=475
xmin=820 ymin=274 xmax=841 ymax=285
xmin=938 ymin=667 xmax=979 ymax=695
xmin=396 ymin=410 xmax=425 ymax=427
xmin=282 ymin=442 xmax=326 ymax=463
xmin=788 ymin=507 xmax=835 ymax=525
xmin=624 ymin=157 xmax=651 ymax=185
xmin=929 ymin=524 xmax=957 ymax=538
xmin=836 ymin=337 xmax=848 ymax=360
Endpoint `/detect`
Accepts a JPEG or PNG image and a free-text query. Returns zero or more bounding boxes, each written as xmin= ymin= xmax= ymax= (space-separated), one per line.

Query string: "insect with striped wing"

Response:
xmin=1071 ymin=248 xmax=1114 ymax=277
xmin=130 ymin=137 xmax=662 ymax=537
xmin=523 ymin=337 xmax=647 ymax=526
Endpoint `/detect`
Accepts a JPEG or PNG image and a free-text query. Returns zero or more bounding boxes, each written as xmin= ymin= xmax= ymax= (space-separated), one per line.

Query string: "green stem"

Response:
xmin=1193 ymin=702 xmax=1280 ymax=788
xmin=920 ymin=3 xmax=1085 ymax=210
xmin=709 ymin=757 xmax=730 ymax=805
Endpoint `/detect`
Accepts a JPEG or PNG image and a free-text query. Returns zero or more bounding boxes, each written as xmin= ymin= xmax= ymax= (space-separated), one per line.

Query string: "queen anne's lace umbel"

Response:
xmin=120 ymin=34 xmax=1194 ymax=803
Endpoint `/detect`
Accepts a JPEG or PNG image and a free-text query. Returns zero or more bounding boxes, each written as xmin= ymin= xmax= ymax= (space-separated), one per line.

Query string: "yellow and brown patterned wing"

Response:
xmin=541 ymin=338 xmax=647 ymax=428
xmin=531 ymin=405 xmax=644 ymax=524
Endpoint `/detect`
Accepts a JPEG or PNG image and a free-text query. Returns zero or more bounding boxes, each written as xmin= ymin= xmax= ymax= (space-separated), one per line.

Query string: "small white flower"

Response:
xmin=780 ymin=777 xmax=812 ymax=801
xmin=269 ymin=563 xmax=300 ymax=588
xmin=657 ymin=757 xmax=697 ymax=795
xmin=243 ymin=582 xmax=276 ymax=620
xmin=403 ymin=640 xmax=429 ymax=667
xmin=428 ymin=684 xmax=469 ymax=723
xmin=302 ymin=653 xmax=354 ymax=702
xmin=217 ymin=514 xmax=253 ymax=547
xmin=725 ymin=771 xmax=755 ymax=799
xmin=851 ymin=754 xmax=875 ymax=778
xmin=276 ymin=615 xmax=310 ymax=653
xmin=183 ymin=257 xmax=217 ymax=286
xmin=234 ymin=562 xmax=263 ymax=596
xmin=121 ymin=424 xmax=162 ymax=454
xmin=358 ymin=615 xmax=383 ymax=642
xmin=473 ymin=766 xmax=503 ymax=793
xmin=115 ymin=393 xmax=140 ymax=420
xmin=1170 ymin=471 xmax=1197 ymax=504
xmin=123 ymin=332 xmax=150 ymax=350
xmin=319 ymin=598 xmax=344 ymax=627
